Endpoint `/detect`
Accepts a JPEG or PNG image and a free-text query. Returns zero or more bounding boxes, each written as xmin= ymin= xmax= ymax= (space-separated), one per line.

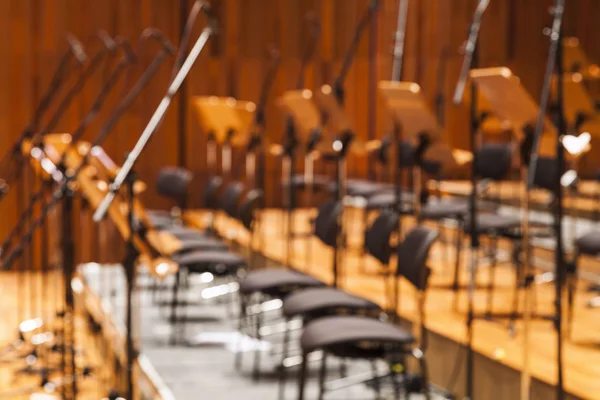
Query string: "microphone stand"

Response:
xmin=0 ymin=34 xmax=87 ymax=201
xmin=0 ymin=35 xmax=171 ymax=400
xmin=30 ymin=41 xmax=133 ymax=400
xmin=93 ymin=4 xmax=216 ymax=399
xmin=0 ymin=34 xmax=115 ymax=375
xmin=284 ymin=14 xmax=321 ymax=268
xmin=246 ymin=49 xmax=281 ymax=258
xmin=526 ymin=2 xmax=566 ymax=399
xmin=327 ymin=0 xmax=380 ymax=289
xmin=451 ymin=1 xmax=490 ymax=399
xmin=391 ymin=0 xmax=409 ymax=236
xmin=0 ymin=39 xmax=133 ymax=262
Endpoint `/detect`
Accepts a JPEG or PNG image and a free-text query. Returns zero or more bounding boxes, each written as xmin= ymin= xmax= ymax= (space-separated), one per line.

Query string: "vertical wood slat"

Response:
xmin=0 ymin=0 xmax=599 ymax=233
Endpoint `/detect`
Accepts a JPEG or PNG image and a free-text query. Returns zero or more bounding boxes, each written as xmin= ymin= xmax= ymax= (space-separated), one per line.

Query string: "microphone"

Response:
xmin=65 ymin=34 xmax=88 ymax=64
xmin=140 ymin=28 xmax=177 ymax=55
xmin=200 ymin=1 xmax=219 ymax=32
xmin=452 ymin=0 xmax=490 ymax=105
xmin=369 ymin=0 xmax=381 ymax=12
xmin=96 ymin=30 xmax=117 ymax=51
xmin=114 ymin=36 xmax=137 ymax=63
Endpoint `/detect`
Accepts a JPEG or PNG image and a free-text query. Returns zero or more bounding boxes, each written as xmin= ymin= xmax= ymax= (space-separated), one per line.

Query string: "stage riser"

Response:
xmin=77 ymin=265 xmax=583 ymax=400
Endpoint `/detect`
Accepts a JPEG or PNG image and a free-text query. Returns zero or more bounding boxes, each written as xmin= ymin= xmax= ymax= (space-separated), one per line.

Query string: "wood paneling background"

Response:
xmin=1 ymin=0 xmax=599 ymax=263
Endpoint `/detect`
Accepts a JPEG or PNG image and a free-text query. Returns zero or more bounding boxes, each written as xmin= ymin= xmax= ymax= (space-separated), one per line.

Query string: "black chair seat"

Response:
xmin=146 ymin=212 xmax=176 ymax=229
xmin=576 ymin=231 xmax=600 ymax=256
xmin=177 ymin=236 xmax=227 ymax=252
xmin=173 ymin=250 xmax=245 ymax=275
xmin=239 ymin=269 xmax=324 ymax=296
xmin=463 ymin=213 xmax=522 ymax=235
xmin=420 ymin=201 xmax=468 ymax=220
xmin=339 ymin=179 xmax=391 ymax=198
xmin=286 ymin=174 xmax=332 ymax=191
xmin=162 ymin=225 xmax=209 ymax=239
xmin=365 ymin=191 xmax=414 ymax=211
xmin=300 ymin=315 xmax=414 ymax=354
xmin=282 ymin=288 xmax=379 ymax=318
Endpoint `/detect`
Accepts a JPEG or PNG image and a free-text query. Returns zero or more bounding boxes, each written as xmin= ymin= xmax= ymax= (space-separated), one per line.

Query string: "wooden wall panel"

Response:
xmin=1 ymin=0 xmax=600 ymax=242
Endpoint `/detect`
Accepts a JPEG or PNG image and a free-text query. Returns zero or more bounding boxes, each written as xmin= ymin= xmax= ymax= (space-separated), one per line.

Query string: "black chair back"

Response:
xmin=155 ymin=166 xmax=193 ymax=206
xmin=364 ymin=210 xmax=398 ymax=265
xmin=396 ymin=226 xmax=438 ymax=291
xmin=474 ymin=143 xmax=512 ymax=181
xmin=203 ymin=176 xmax=224 ymax=210
xmin=222 ymin=181 xmax=246 ymax=219
xmin=314 ymin=201 xmax=343 ymax=248
xmin=531 ymin=156 xmax=560 ymax=194
xmin=398 ymin=141 xmax=415 ymax=168
xmin=238 ymin=189 xmax=263 ymax=231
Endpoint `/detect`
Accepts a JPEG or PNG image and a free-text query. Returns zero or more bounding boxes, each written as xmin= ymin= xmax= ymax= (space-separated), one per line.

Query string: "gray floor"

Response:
xmin=81 ymin=256 xmax=444 ymax=400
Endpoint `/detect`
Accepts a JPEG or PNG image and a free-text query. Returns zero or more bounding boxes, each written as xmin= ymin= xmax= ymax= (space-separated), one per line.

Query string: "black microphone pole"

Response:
xmin=328 ymin=0 xmax=380 ymax=289
xmin=284 ymin=13 xmax=321 ymax=268
xmin=452 ymin=1 xmax=490 ymax=399
xmin=0 ymin=33 xmax=175 ymax=271
xmin=390 ymin=0 xmax=409 ymax=249
xmin=332 ymin=0 xmax=380 ymax=106
xmin=0 ymin=34 xmax=87 ymax=200
xmin=0 ymin=32 xmax=172 ymax=400
xmin=526 ymin=1 xmax=566 ymax=399
xmin=92 ymin=5 xmax=216 ymax=399
xmin=0 ymin=38 xmax=134 ymax=262
xmin=0 ymin=34 xmax=117 ymax=202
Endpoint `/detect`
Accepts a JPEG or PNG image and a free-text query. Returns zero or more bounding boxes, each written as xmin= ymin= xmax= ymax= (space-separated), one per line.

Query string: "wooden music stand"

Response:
xmin=470 ymin=67 xmax=556 ymax=157
xmin=378 ymin=81 xmax=457 ymax=170
xmin=564 ymin=37 xmax=593 ymax=72
xmin=192 ymin=96 xmax=256 ymax=147
xmin=277 ymin=89 xmax=322 ymax=141
xmin=552 ymin=73 xmax=598 ymax=126
xmin=312 ymin=85 xmax=354 ymax=138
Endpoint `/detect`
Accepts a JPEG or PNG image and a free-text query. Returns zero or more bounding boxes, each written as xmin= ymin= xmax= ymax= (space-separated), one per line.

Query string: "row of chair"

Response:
xmin=145 ymin=164 xmax=444 ymax=398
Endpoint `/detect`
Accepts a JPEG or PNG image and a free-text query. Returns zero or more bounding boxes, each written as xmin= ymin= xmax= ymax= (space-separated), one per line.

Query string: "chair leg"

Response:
xmin=235 ymin=294 xmax=246 ymax=371
xmin=169 ymin=269 xmax=181 ymax=346
xmin=253 ymin=298 xmax=263 ymax=381
xmin=339 ymin=358 xmax=347 ymax=378
xmin=510 ymin=251 xmax=522 ymax=324
xmin=418 ymin=353 xmax=431 ymax=400
xmin=278 ymin=319 xmax=290 ymax=400
xmin=371 ymin=360 xmax=381 ymax=399
xmin=318 ymin=352 xmax=327 ymax=400
xmin=486 ymin=238 xmax=498 ymax=318
xmin=297 ymin=351 xmax=308 ymax=400
xmin=566 ymin=258 xmax=578 ymax=339
xmin=389 ymin=361 xmax=401 ymax=400
xmin=452 ymin=224 xmax=462 ymax=311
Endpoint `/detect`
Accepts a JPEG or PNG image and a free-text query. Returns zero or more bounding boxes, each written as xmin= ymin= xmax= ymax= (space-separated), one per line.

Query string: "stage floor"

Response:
xmin=185 ymin=208 xmax=600 ymax=400
xmin=432 ymin=180 xmax=600 ymax=219
xmin=78 ymin=256 xmax=440 ymax=399
xmin=0 ymin=270 xmax=108 ymax=400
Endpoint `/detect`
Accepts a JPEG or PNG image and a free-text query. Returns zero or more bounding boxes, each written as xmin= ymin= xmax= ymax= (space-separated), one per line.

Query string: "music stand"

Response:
xmin=193 ymin=96 xmax=256 ymax=176
xmin=277 ymin=89 xmax=323 ymax=269
xmin=471 ymin=66 xmax=568 ymax=398
xmin=378 ymin=81 xmax=469 ymax=314
xmin=310 ymin=85 xmax=356 ymax=288
xmin=378 ymin=81 xmax=457 ymax=211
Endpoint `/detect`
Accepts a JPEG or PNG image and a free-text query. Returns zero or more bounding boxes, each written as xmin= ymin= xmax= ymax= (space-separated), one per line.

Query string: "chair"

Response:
xmin=277 ymin=210 xmax=400 ymax=398
xmin=295 ymin=226 xmax=439 ymax=400
xmin=168 ymin=188 xmax=264 ymax=345
xmin=235 ymin=201 xmax=343 ymax=378
xmin=146 ymin=166 xmax=193 ymax=228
